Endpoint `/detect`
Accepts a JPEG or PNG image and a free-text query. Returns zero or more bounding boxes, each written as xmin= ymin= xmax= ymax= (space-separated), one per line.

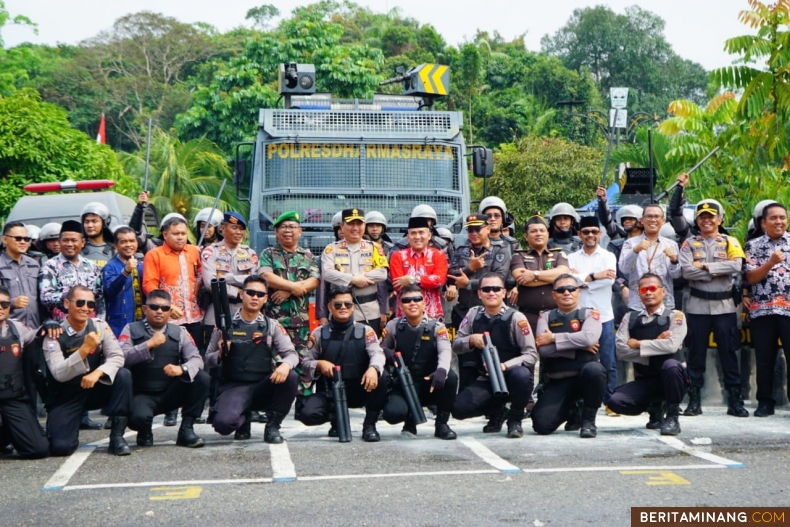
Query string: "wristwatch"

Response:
xmin=410 ymin=275 xmax=417 ymax=285
xmin=589 ymin=272 xmax=597 ymax=282
xmin=181 ymin=364 xmax=188 ymax=376
xmin=534 ymin=270 xmax=541 ymax=281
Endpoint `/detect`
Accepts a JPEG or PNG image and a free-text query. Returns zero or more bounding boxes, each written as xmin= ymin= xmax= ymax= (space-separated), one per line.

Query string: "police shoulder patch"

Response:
xmin=674 ymin=312 xmax=684 ymax=326
xmin=250 ymin=252 xmax=259 ymax=265
xmin=278 ymin=324 xmax=289 ymax=336
xmin=118 ymin=334 xmax=129 ymax=344
xmin=591 ymin=309 xmax=600 ymax=321
xmin=381 ymin=327 xmax=388 ymax=339
xmin=437 ymin=327 xmax=449 ymax=340
xmin=324 ymin=245 xmax=333 ymax=255
xmin=365 ymin=330 xmax=377 ymax=344
xmin=459 ymin=315 xmax=469 ymax=330
xmin=201 ymin=247 xmax=213 ymax=261
xmin=495 ymin=253 xmax=505 ymax=262
xmin=517 ymin=319 xmax=530 ymax=336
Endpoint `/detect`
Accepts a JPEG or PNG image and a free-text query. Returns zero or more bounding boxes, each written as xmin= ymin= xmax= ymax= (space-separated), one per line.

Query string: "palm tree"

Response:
xmin=119 ymin=128 xmax=246 ymax=229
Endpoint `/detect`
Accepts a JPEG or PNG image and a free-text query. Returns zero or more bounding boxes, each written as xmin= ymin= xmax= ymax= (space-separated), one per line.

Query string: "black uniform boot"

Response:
xmin=754 ymin=400 xmax=775 ymax=417
xmin=103 ymin=416 xmax=112 ymax=430
xmin=401 ymin=418 xmax=417 ymax=437
xmin=234 ymin=415 xmax=252 ymax=440
xmin=646 ymin=401 xmax=664 ymax=430
xmin=163 ymin=409 xmax=178 ymax=427
xmin=327 ymin=421 xmax=339 ymax=438
xmin=684 ymin=386 xmax=702 ymax=416
xmin=564 ymin=400 xmax=583 ymax=431
xmin=136 ymin=429 xmax=154 ymax=447
xmin=362 ymin=411 xmax=380 ymax=442
xmin=579 ymin=407 xmax=598 ymax=439
xmin=660 ymin=404 xmax=681 ymax=436
xmin=264 ymin=412 xmax=285 ymax=444
xmin=79 ymin=412 xmax=102 ymax=430
xmin=108 ymin=416 xmax=131 ymax=456
xmin=506 ymin=408 xmax=525 ymax=439
xmin=434 ymin=412 xmax=457 ymax=440
xmin=176 ymin=417 xmax=205 ymax=448
xmin=726 ymin=386 xmax=749 ymax=417
xmin=483 ymin=404 xmax=508 ymax=433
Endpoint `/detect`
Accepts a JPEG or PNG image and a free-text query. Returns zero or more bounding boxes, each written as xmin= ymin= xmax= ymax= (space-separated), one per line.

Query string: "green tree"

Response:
xmin=0 ymin=0 xmax=38 ymax=95
xmin=118 ymin=128 xmax=246 ymax=228
xmin=246 ymin=4 xmax=280 ymax=30
xmin=485 ymin=135 xmax=603 ymax=233
xmin=0 ymin=89 xmax=131 ymax=216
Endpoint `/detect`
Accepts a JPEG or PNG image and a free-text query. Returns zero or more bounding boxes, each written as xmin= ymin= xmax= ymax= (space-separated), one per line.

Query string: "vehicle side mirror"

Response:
xmin=472 ymin=148 xmax=494 ymax=178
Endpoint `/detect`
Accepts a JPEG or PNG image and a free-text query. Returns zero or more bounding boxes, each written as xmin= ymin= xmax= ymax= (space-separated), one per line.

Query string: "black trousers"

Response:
xmin=607 ymin=359 xmax=687 ymax=415
xmin=297 ymin=371 xmax=390 ymax=426
xmin=46 ymin=368 xmax=133 ymax=457
xmin=531 ymin=362 xmax=607 ymax=435
xmin=750 ymin=314 xmax=790 ymax=403
xmin=382 ymin=370 xmax=458 ymax=424
xmin=212 ymin=372 xmax=299 ymax=436
xmin=202 ymin=325 xmax=221 ymax=406
xmin=452 ymin=366 xmax=534 ymax=420
xmin=686 ymin=312 xmax=741 ymax=388
xmin=0 ymin=396 xmax=49 ymax=459
xmin=128 ymin=371 xmax=210 ymax=432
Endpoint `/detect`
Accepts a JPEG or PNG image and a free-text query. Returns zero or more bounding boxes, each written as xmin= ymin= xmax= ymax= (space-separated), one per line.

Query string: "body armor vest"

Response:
xmin=223 ymin=318 xmax=273 ymax=383
xmin=320 ymin=323 xmax=368 ymax=381
xmin=628 ymin=313 xmax=672 ymax=377
xmin=471 ymin=308 xmax=520 ymax=374
xmin=48 ymin=319 xmax=103 ymax=399
xmin=0 ymin=322 xmax=24 ymax=400
xmin=128 ymin=321 xmax=182 ymax=392
xmin=394 ymin=318 xmax=438 ymax=377
xmin=542 ymin=308 xmax=599 ymax=374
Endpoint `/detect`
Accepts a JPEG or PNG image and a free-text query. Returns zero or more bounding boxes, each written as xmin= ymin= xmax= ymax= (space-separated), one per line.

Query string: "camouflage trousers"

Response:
xmin=284 ymin=326 xmax=312 ymax=395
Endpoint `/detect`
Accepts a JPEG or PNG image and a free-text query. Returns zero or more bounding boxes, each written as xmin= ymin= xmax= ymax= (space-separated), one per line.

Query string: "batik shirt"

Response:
xmin=39 ymin=253 xmax=104 ymax=321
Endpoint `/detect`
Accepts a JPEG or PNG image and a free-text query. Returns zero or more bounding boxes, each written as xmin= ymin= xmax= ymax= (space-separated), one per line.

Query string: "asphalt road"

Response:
xmin=2 ymin=405 xmax=789 ymax=526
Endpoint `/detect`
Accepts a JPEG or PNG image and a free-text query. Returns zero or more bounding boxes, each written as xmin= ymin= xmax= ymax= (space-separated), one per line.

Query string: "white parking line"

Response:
xmin=519 ymin=464 xmax=726 ymax=474
xmin=653 ymin=435 xmax=745 ymax=468
xmin=459 ymin=438 xmax=522 ymax=473
xmin=63 ymin=478 xmax=274 ymax=491
xmin=43 ymin=446 xmax=96 ymax=491
xmin=269 ymin=443 xmax=296 ymax=482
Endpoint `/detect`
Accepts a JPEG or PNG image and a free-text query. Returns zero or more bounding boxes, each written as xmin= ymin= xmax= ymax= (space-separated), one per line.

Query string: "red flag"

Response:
xmin=96 ymin=114 xmax=106 ymax=144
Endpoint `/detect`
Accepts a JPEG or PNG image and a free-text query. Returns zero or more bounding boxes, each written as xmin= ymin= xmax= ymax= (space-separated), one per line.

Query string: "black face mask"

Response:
xmin=553 ymin=227 xmax=572 ymax=240
xmin=329 ymin=316 xmax=354 ymax=332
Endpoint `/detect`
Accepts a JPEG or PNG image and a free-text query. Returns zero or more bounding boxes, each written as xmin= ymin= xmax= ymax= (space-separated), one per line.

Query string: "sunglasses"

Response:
xmin=333 ymin=301 xmax=354 ymax=309
xmin=554 ymin=286 xmax=580 ymax=294
xmin=4 ymin=235 xmax=31 ymax=243
xmin=580 ymin=229 xmax=600 ymax=236
xmin=146 ymin=304 xmax=172 ymax=312
xmin=639 ymin=285 xmax=662 ymax=294
xmin=467 ymin=226 xmax=485 ymax=233
xmin=480 ymin=286 xmax=504 ymax=293
xmin=400 ymin=296 xmax=424 ymax=304
xmin=74 ymin=299 xmax=97 ymax=309
xmin=0 ymin=301 xmax=10 ymax=309
xmin=244 ymin=289 xmax=268 ymax=298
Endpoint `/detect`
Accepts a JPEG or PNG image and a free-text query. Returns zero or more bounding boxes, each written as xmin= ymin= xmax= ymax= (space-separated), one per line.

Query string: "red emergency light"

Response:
xmin=23 ymin=180 xmax=116 ymax=194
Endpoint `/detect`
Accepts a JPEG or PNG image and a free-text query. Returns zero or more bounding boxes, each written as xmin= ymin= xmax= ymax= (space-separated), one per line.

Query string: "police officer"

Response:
xmin=321 ymin=208 xmax=389 ymax=336
xmin=511 ymin=215 xmax=570 ymax=332
xmin=42 ymin=286 xmax=132 ymax=456
xmin=610 ymin=273 xmax=687 ymax=435
xmin=381 ymin=284 xmax=457 ymax=439
xmin=81 ymin=202 xmax=116 ymax=270
xmin=0 ymin=222 xmax=41 ymax=329
xmin=120 ymin=289 xmax=210 ymax=448
xmin=0 ymin=286 xmax=49 ymax=459
xmin=480 ymin=196 xmax=519 ymax=254
xmin=260 ymin=211 xmax=320 ymax=398
xmin=452 ymin=274 xmax=537 ymax=438
xmin=532 ymin=274 xmax=606 ymax=438
xmin=680 ymin=200 xmax=748 ymax=418
xmin=547 ymin=203 xmax=582 ymax=253
xmin=315 ymin=212 xmax=345 ymax=326
xmin=193 ymin=208 xmax=224 ymax=247
xmin=298 ymin=287 xmax=388 ymax=442
xmin=364 ymin=211 xmax=394 ymax=255
xmin=205 ymin=276 xmax=298 ymax=444
xmin=37 ymin=222 xmax=62 ymax=263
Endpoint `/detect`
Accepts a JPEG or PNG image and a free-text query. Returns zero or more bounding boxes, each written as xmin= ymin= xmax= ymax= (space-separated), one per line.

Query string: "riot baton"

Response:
xmin=394 ymin=352 xmax=427 ymax=425
xmin=332 ymin=366 xmax=352 ymax=443
xmin=654 ymin=146 xmax=720 ymax=201
xmin=197 ymin=179 xmax=227 ymax=247
xmin=483 ymin=332 xmax=509 ymax=398
xmin=143 ymin=118 xmax=152 ymax=196
xmin=210 ymin=277 xmax=233 ymax=364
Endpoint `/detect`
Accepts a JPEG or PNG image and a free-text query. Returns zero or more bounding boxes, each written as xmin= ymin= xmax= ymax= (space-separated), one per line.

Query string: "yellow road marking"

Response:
xmin=150 ymin=486 xmax=203 ymax=500
xmin=620 ymin=470 xmax=690 ymax=485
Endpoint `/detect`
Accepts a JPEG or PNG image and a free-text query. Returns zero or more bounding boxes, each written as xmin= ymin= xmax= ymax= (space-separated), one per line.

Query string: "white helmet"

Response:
xmin=24 ymin=224 xmax=41 ymax=241
xmin=110 ymin=224 xmax=130 ymax=234
xmin=435 ymin=227 xmax=453 ymax=240
xmin=615 ymin=205 xmax=643 ymax=225
xmin=331 ymin=211 xmax=343 ymax=228
xmin=411 ymin=204 xmax=438 ymax=222
xmin=478 ymin=196 xmax=507 ymax=216
xmin=364 ymin=211 xmax=388 ymax=227
xmin=40 ymin=222 xmax=62 ymax=241
xmin=748 ymin=218 xmax=755 ymax=232
xmin=81 ymin=202 xmax=111 ymax=225
xmin=659 ymin=223 xmax=676 ymax=239
xmin=548 ymin=202 xmax=581 ymax=223
xmin=193 ymin=208 xmax=224 ymax=229
xmin=753 ymin=199 xmax=780 ymax=221
xmin=160 ymin=212 xmax=187 ymax=229
xmin=682 ymin=206 xmax=695 ymax=226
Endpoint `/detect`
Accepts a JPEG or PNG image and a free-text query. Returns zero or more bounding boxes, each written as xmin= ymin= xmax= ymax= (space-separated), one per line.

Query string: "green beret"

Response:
xmin=273 ymin=211 xmax=300 ymax=227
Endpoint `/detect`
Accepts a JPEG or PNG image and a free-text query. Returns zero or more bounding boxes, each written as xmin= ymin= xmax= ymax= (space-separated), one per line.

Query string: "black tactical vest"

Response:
xmin=320 ymin=323 xmax=368 ymax=381
xmin=48 ymin=319 xmax=103 ymax=399
xmin=0 ymin=321 xmax=24 ymax=400
xmin=541 ymin=308 xmax=599 ymax=374
xmin=223 ymin=318 xmax=273 ymax=383
xmin=471 ymin=308 xmax=520 ymax=374
xmin=628 ymin=312 xmax=672 ymax=377
xmin=394 ymin=318 xmax=438 ymax=377
xmin=128 ymin=321 xmax=182 ymax=393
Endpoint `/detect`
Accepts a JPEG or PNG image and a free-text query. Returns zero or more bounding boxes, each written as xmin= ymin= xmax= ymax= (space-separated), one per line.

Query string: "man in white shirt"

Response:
xmin=568 ymin=216 xmax=618 ymax=405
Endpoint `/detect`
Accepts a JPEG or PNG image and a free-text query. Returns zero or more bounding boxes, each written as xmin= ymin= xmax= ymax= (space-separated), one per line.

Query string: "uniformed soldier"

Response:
xmin=0 ymin=286 xmax=49 ymax=459
xmin=452 ymin=274 xmax=537 ymax=438
xmin=547 ymin=203 xmax=582 ymax=254
xmin=679 ymin=200 xmax=748 ymax=418
xmin=511 ymin=215 xmax=570 ymax=332
xmin=531 ymin=274 xmax=606 ymax=438
xmin=119 ymin=289 xmax=210 ymax=448
xmin=321 ymin=208 xmax=389 ymax=336
xmin=479 ymin=196 xmax=519 ymax=253
xmin=205 ymin=275 xmax=299 ymax=444
xmin=0 ymin=222 xmax=42 ymax=329
xmin=381 ymin=284 xmax=457 ymax=440
xmin=80 ymin=202 xmax=116 ymax=270
xmin=608 ymin=273 xmax=688 ymax=436
xmin=260 ymin=211 xmax=320 ymax=397
xmin=42 ymin=286 xmax=133 ymax=456
xmin=298 ymin=287 xmax=388 ymax=442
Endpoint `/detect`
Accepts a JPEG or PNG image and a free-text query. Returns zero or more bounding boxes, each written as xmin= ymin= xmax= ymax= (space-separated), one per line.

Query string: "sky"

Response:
xmin=4 ymin=0 xmax=752 ymax=71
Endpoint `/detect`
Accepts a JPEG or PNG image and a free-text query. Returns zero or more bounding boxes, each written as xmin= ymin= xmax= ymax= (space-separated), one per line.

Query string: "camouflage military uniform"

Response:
xmin=260 ymin=243 xmax=320 ymax=394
